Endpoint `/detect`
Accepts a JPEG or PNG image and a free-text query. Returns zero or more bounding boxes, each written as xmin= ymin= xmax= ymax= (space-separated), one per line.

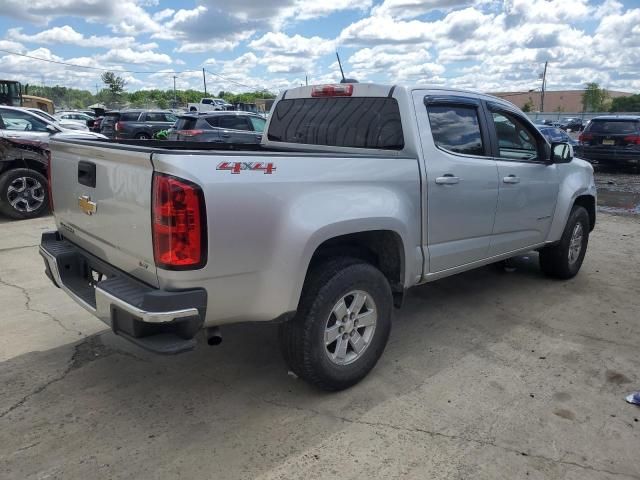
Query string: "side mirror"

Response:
xmin=550 ymin=142 xmax=573 ymax=163
xmin=46 ymin=124 xmax=60 ymax=134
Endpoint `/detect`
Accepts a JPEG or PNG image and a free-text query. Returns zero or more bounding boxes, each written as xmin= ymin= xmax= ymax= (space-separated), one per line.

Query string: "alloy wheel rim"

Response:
xmin=324 ymin=290 xmax=377 ymax=366
xmin=568 ymin=222 xmax=584 ymax=265
xmin=7 ymin=176 xmax=45 ymax=213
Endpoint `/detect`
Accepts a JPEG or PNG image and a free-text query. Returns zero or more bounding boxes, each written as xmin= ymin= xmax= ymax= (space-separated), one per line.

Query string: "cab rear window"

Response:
xmin=267 ymin=97 xmax=404 ymax=149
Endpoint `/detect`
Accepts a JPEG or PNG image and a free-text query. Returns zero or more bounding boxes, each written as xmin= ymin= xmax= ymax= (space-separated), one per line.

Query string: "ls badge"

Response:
xmin=78 ymin=195 xmax=97 ymax=215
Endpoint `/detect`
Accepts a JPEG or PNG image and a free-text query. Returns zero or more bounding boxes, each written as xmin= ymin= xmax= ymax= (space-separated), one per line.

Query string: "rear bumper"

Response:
xmin=577 ymin=147 xmax=640 ymax=166
xmin=39 ymin=231 xmax=207 ymax=354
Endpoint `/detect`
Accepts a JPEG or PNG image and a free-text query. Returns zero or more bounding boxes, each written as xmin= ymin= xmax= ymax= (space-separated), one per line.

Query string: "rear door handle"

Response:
xmin=503 ymin=175 xmax=520 ymax=184
xmin=435 ymin=175 xmax=460 ymax=185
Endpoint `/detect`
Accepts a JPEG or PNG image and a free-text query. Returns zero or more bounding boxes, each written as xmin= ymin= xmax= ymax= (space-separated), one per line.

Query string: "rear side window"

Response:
xmin=175 ymin=117 xmax=197 ymax=130
xmin=219 ymin=116 xmax=250 ymax=131
xmin=119 ymin=112 xmax=140 ymax=122
xmin=205 ymin=117 xmax=220 ymax=128
xmin=587 ymin=120 xmax=638 ymax=134
xmin=427 ymin=105 xmax=485 ymax=156
xmin=268 ymin=97 xmax=404 ymax=150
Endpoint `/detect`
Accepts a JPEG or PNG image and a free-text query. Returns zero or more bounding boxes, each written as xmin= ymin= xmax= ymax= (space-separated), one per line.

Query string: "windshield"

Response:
xmin=0 ymin=81 xmax=22 ymax=106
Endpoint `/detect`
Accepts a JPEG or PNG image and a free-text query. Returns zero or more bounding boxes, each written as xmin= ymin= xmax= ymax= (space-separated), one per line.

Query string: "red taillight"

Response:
xmin=46 ymin=151 xmax=54 ymax=212
xmin=623 ymin=135 xmax=640 ymax=145
xmin=115 ymin=121 xmax=122 ymax=132
xmin=152 ymin=174 xmax=206 ymax=269
xmin=578 ymin=132 xmax=592 ymax=143
xmin=311 ymin=84 xmax=354 ymax=97
xmin=177 ymin=130 xmax=204 ymax=137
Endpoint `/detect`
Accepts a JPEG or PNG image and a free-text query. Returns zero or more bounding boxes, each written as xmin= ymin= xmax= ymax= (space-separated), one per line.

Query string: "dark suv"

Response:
xmin=578 ymin=115 xmax=640 ymax=169
xmin=167 ymin=112 xmax=266 ymax=144
xmin=100 ymin=110 xmax=178 ymax=139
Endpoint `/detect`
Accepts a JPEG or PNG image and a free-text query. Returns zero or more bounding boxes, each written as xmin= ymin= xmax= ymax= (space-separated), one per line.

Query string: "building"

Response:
xmin=490 ymin=90 xmax=633 ymax=113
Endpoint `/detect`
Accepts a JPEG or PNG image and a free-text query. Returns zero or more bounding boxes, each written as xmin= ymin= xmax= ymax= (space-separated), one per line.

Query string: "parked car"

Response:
xmin=41 ymin=83 xmax=595 ymax=391
xmin=537 ymin=126 xmax=579 ymax=147
xmin=26 ymin=108 xmax=89 ymax=131
xmin=577 ymin=115 xmax=640 ymax=169
xmin=559 ymin=117 xmax=584 ymax=132
xmin=187 ymin=98 xmax=233 ymax=113
xmin=100 ymin=110 xmax=178 ymax=139
xmin=55 ymin=111 xmax=95 ymax=129
xmin=168 ymin=112 xmax=266 ymax=143
xmin=0 ymin=106 xmax=105 ymax=219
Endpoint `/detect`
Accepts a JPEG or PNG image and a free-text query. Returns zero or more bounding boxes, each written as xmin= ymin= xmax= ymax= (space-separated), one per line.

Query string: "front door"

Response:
xmin=485 ymin=107 xmax=559 ymax=255
xmin=414 ymin=93 xmax=500 ymax=273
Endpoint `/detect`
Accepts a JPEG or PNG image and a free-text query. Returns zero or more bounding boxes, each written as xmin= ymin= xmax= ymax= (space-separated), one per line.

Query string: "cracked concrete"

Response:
xmin=1 ymin=213 xmax=639 ymax=480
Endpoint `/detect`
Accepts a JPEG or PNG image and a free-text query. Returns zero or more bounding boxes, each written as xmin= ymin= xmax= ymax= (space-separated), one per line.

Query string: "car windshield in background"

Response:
xmin=588 ymin=120 xmax=638 ymax=134
xmin=268 ymin=97 xmax=404 ymax=149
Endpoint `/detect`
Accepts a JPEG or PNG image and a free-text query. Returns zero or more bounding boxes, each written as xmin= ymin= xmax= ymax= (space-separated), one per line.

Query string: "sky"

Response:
xmin=0 ymin=0 xmax=639 ymax=94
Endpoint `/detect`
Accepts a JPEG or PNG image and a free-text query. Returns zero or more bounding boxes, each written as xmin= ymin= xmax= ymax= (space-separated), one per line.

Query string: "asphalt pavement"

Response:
xmin=1 ymin=212 xmax=639 ymax=480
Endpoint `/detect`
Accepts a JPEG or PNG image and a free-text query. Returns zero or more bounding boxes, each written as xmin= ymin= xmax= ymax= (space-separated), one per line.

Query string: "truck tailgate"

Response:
xmin=50 ymin=139 xmax=158 ymax=287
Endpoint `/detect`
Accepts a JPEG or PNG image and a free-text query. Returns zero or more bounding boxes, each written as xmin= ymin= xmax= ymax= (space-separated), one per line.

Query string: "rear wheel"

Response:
xmin=279 ymin=258 xmax=392 ymax=391
xmin=0 ymin=168 xmax=49 ymax=220
xmin=539 ymin=206 xmax=589 ymax=279
xmin=135 ymin=132 xmax=151 ymax=140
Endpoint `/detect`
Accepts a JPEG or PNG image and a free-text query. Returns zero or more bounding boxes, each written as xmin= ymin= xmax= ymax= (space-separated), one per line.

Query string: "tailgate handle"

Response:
xmin=78 ymin=161 xmax=96 ymax=188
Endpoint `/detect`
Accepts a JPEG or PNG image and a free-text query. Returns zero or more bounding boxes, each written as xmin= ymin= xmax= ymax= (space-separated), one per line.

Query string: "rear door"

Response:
xmin=485 ymin=105 xmax=559 ymax=255
xmin=414 ymin=92 xmax=500 ymax=272
xmin=100 ymin=113 xmax=120 ymax=138
xmin=50 ymin=140 xmax=158 ymax=287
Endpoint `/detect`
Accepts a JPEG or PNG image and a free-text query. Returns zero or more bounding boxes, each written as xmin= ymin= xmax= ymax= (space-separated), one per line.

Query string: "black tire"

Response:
xmin=279 ymin=258 xmax=393 ymax=391
xmin=135 ymin=132 xmax=151 ymax=140
xmin=0 ymin=168 xmax=49 ymax=220
xmin=539 ymin=206 xmax=590 ymax=279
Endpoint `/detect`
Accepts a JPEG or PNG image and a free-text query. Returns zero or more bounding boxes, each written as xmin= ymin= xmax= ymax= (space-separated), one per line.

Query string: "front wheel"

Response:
xmin=539 ymin=206 xmax=590 ymax=279
xmin=279 ymin=258 xmax=392 ymax=391
xmin=0 ymin=168 xmax=49 ymax=220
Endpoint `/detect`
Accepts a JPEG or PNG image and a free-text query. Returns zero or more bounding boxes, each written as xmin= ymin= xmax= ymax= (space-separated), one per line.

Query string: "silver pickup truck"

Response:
xmin=40 ymin=83 xmax=596 ymax=391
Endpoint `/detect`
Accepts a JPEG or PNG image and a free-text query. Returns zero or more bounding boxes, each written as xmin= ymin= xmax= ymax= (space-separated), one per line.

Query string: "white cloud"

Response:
xmin=7 ymin=26 xmax=140 ymax=50
xmin=98 ymin=48 xmax=172 ymax=65
xmin=373 ymin=0 xmax=475 ymax=19
xmin=249 ymin=32 xmax=335 ymax=57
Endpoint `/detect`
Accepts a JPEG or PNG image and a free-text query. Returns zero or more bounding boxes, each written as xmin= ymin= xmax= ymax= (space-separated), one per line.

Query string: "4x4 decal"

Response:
xmin=217 ymin=162 xmax=276 ymax=174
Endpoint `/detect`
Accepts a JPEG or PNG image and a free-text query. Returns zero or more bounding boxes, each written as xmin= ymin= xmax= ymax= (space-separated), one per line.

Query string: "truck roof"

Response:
xmin=281 ymin=83 xmax=517 ymax=109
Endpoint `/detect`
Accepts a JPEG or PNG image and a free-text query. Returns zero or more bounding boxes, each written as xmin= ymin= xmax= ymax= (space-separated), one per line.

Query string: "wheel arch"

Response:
xmin=298 ymin=227 xmax=408 ymax=309
xmin=573 ymin=194 xmax=596 ymax=231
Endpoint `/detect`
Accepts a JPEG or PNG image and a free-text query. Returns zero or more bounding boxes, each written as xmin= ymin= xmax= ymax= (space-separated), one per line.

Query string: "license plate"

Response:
xmin=602 ymin=139 xmax=615 ymax=145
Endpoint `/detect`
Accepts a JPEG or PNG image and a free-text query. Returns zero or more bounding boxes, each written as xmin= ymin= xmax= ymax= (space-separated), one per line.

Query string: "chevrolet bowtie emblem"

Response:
xmin=78 ymin=195 xmax=97 ymax=215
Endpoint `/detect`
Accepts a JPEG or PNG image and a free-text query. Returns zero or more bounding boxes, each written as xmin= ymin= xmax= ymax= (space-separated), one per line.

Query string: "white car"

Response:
xmin=27 ymin=108 xmax=90 ymax=131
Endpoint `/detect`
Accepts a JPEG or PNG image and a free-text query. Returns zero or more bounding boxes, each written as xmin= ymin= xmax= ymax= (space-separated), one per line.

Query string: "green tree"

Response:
xmin=522 ymin=97 xmax=535 ymax=112
xmin=101 ymin=71 xmax=127 ymax=107
xmin=582 ymin=83 xmax=609 ymax=112
xmin=610 ymin=94 xmax=640 ymax=112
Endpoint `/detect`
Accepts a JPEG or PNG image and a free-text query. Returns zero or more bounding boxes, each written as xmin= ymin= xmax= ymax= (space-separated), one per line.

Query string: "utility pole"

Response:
xmin=305 ymin=73 xmax=308 ymax=86
xmin=202 ymin=68 xmax=207 ymax=96
xmin=540 ymin=61 xmax=548 ymax=113
xmin=173 ymin=75 xmax=177 ymax=108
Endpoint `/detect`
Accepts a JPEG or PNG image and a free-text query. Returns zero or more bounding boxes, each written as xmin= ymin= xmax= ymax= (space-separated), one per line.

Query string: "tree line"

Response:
xmin=25 ymin=71 xmax=276 ymax=110
xmin=25 ymin=73 xmax=639 ymax=113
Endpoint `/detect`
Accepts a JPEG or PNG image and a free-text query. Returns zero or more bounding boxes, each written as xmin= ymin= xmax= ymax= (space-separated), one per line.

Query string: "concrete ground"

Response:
xmin=1 ymin=212 xmax=639 ymax=480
